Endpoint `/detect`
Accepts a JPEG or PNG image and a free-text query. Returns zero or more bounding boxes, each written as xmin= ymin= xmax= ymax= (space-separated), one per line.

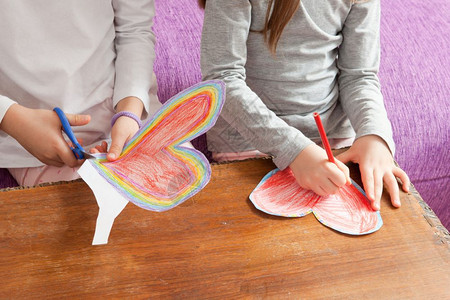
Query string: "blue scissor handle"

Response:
xmin=53 ymin=107 xmax=86 ymax=160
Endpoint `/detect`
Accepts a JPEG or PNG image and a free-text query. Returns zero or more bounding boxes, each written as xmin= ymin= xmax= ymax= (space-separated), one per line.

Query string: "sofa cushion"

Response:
xmin=379 ymin=0 xmax=449 ymax=228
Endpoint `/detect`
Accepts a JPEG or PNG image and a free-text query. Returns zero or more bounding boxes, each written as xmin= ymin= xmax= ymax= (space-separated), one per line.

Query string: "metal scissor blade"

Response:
xmin=82 ymin=151 xmax=97 ymax=160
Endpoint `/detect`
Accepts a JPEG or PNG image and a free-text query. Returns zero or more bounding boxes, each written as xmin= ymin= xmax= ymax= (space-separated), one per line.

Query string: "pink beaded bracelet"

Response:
xmin=111 ymin=111 xmax=142 ymax=128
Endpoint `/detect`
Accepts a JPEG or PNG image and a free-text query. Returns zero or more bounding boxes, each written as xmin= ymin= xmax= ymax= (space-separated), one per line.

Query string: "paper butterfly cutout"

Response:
xmin=92 ymin=80 xmax=224 ymax=211
xmin=78 ymin=80 xmax=225 ymax=244
xmin=250 ymin=168 xmax=383 ymax=235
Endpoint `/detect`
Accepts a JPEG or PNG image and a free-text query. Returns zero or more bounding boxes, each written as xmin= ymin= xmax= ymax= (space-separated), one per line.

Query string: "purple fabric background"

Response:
xmin=378 ymin=0 xmax=449 ymax=228
xmin=1 ymin=0 xmax=448 ymax=229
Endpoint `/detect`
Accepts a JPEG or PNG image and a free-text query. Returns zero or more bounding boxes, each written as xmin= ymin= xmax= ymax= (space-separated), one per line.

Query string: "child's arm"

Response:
xmin=104 ymin=0 xmax=157 ymax=160
xmin=0 ymin=102 xmax=90 ymax=167
xmin=337 ymin=1 xmax=409 ymax=208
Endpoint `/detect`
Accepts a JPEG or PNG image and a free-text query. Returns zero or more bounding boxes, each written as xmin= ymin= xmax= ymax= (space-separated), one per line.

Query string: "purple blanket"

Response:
xmin=1 ymin=0 xmax=448 ymax=229
xmin=379 ymin=0 xmax=449 ymax=228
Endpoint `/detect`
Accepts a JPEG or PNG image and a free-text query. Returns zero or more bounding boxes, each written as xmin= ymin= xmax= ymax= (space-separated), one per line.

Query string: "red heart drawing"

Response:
xmin=250 ymin=168 xmax=382 ymax=235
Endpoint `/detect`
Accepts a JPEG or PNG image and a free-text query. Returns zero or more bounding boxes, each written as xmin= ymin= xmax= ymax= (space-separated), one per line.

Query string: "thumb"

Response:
xmin=65 ymin=113 xmax=91 ymax=126
xmin=107 ymin=133 xmax=128 ymax=161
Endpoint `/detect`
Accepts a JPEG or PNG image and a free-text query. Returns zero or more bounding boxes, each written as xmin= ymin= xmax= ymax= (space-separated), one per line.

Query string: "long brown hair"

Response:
xmin=198 ymin=0 xmax=300 ymax=54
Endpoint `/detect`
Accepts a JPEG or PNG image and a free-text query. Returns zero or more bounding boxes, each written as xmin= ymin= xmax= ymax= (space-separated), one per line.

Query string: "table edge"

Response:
xmin=2 ymin=158 xmax=448 ymax=246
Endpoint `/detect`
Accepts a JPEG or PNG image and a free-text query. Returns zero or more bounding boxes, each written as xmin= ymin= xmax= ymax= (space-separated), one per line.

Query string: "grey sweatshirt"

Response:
xmin=200 ymin=0 xmax=394 ymax=170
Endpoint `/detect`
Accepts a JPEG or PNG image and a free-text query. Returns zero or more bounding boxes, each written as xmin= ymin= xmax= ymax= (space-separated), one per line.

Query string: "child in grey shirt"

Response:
xmin=200 ymin=0 xmax=410 ymax=210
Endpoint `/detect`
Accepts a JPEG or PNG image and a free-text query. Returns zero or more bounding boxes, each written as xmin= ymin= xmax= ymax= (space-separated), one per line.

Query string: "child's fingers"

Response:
xmin=360 ymin=166 xmax=376 ymax=208
xmin=326 ymin=168 xmax=347 ymax=190
xmin=97 ymin=141 xmax=108 ymax=152
xmin=393 ymin=166 xmax=410 ymax=193
xmin=89 ymin=141 xmax=108 ymax=153
xmin=316 ymin=186 xmax=329 ymax=197
xmin=101 ymin=141 xmax=108 ymax=152
xmin=384 ymin=172 xmax=401 ymax=208
xmin=65 ymin=113 xmax=91 ymax=126
xmin=44 ymin=158 xmax=65 ymax=168
xmin=334 ymin=159 xmax=351 ymax=185
xmin=107 ymin=134 xmax=127 ymax=161
xmin=56 ymin=142 xmax=79 ymax=168
xmin=308 ymin=180 xmax=336 ymax=196
xmin=318 ymin=179 xmax=340 ymax=195
xmin=299 ymin=176 xmax=338 ymax=196
xmin=373 ymin=170 xmax=383 ymax=210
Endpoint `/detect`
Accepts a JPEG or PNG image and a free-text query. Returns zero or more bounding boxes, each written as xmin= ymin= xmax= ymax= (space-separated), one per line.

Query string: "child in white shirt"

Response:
xmin=0 ymin=0 xmax=160 ymax=186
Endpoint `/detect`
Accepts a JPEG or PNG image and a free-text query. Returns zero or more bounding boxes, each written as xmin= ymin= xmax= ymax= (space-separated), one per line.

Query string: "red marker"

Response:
xmin=313 ymin=112 xmax=335 ymax=163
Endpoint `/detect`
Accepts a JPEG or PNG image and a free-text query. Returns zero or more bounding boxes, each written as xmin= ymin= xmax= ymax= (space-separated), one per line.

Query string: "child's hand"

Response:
xmin=89 ymin=117 xmax=140 ymax=160
xmin=0 ymin=104 xmax=90 ymax=167
xmin=108 ymin=116 xmax=140 ymax=160
xmin=336 ymin=135 xmax=410 ymax=210
xmin=90 ymin=96 xmax=143 ymax=161
xmin=289 ymin=144 xmax=351 ymax=196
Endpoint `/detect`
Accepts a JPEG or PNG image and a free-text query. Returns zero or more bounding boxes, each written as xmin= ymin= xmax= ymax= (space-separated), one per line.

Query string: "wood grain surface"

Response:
xmin=1 ymin=158 xmax=449 ymax=299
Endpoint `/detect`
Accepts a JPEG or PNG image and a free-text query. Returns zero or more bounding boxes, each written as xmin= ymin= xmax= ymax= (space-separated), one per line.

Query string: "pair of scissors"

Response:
xmin=53 ymin=107 xmax=96 ymax=160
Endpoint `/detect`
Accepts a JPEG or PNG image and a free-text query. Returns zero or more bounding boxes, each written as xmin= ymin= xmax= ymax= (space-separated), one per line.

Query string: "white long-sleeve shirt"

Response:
xmin=0 ymin=0 xmax=160 ymax=168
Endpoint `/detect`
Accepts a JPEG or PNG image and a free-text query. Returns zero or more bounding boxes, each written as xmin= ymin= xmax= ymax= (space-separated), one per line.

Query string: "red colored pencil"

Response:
xmin=313 ymin=112 xmax=335 ymax=163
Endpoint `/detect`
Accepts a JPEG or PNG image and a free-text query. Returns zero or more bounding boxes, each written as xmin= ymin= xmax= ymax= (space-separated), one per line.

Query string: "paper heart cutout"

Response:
xmin=250 ymin=168 xmax=382 ymax=235
xmin=88 ymin=80 xmax=225 ymax=211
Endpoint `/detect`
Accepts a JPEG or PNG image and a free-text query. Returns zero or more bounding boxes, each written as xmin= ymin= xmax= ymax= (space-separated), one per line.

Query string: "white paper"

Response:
xmin=78 ymin=161 xmax=129 ymax=245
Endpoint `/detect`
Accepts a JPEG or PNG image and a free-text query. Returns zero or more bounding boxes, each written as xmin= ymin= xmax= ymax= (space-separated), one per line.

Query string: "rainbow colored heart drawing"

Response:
xmin=250 ymin=168 xmax=383 ymax=235
xmin=78 ymin=80 xmax=225 ymax=244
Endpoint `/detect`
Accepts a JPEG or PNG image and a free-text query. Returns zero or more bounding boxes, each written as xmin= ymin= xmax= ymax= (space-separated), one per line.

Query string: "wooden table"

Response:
xmin=1 ymin=159 xmax=449 ymax=299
